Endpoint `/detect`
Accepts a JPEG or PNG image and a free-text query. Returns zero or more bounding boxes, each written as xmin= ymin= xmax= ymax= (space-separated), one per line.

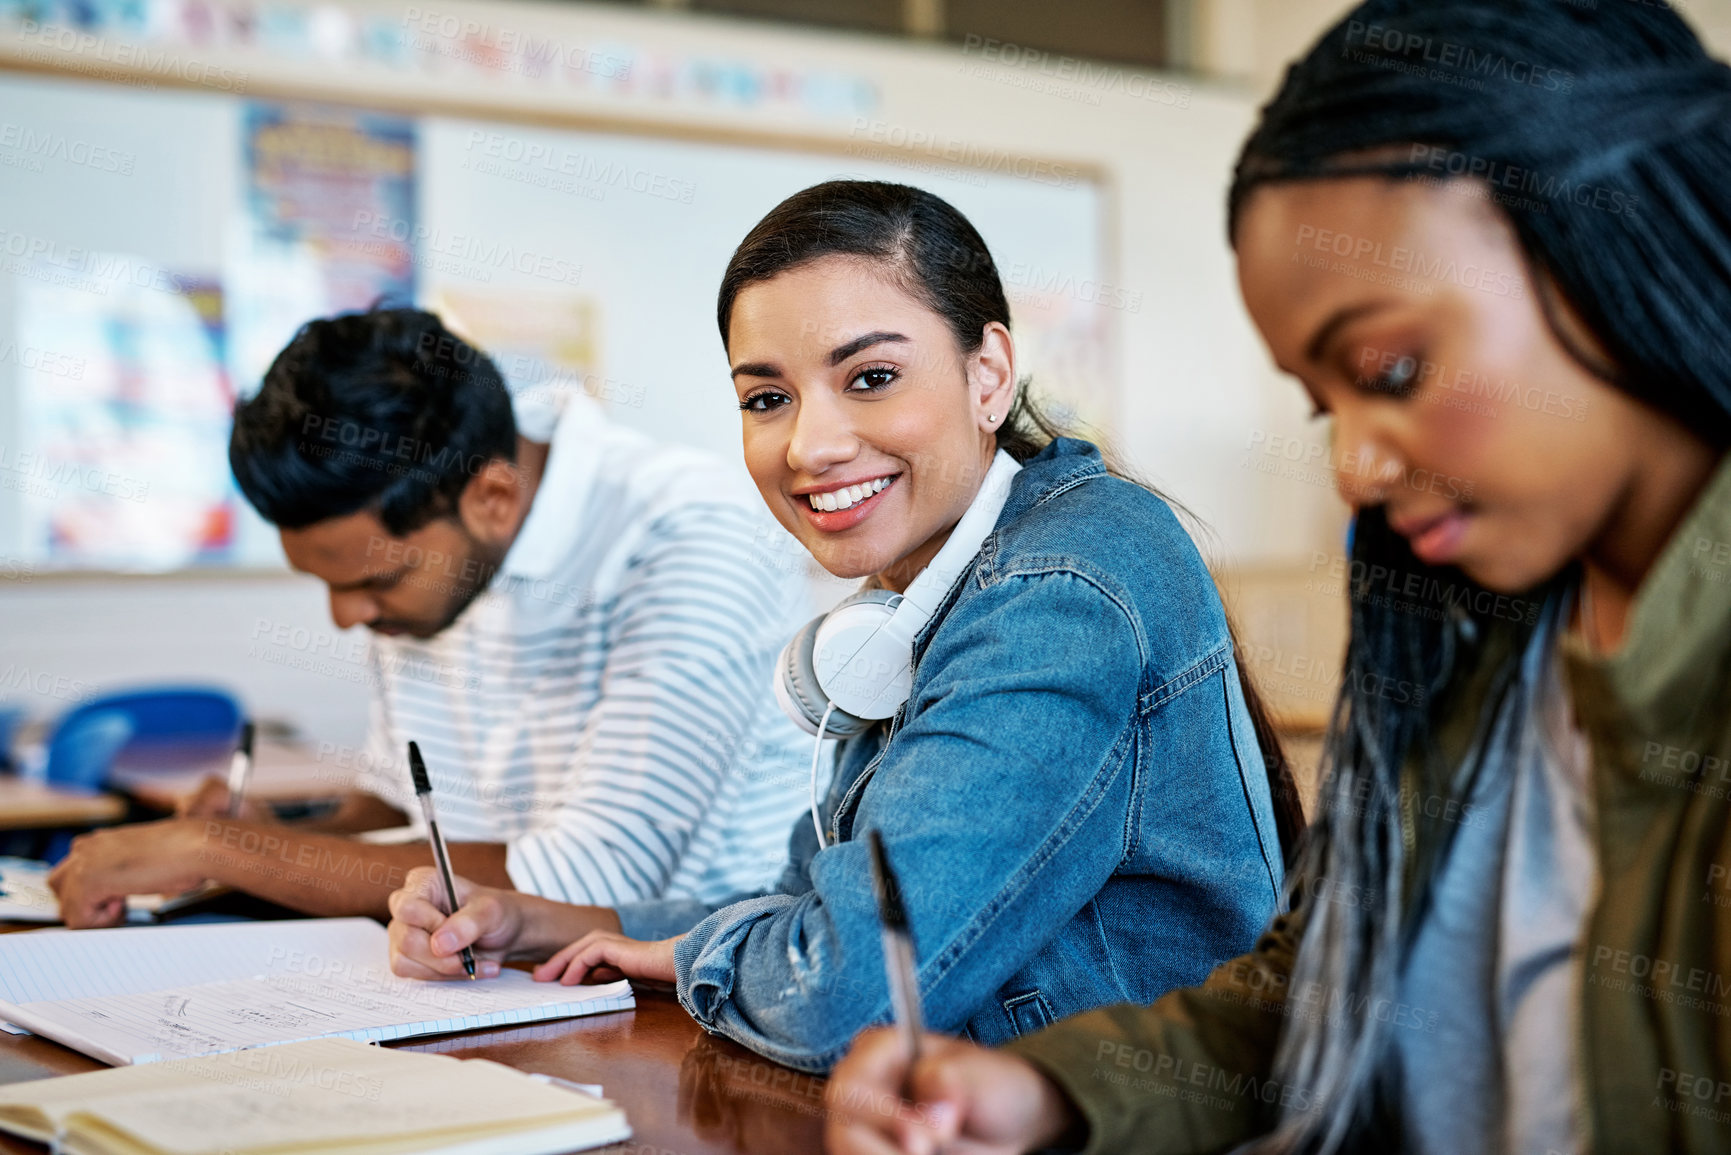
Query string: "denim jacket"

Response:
xmin=616 ymin=438 xmax=1284 ymax=1072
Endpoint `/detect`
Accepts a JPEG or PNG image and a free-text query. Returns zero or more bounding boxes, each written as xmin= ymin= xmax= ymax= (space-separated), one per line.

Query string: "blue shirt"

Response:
xmin=618 ymin=438 xmax=1286 ymax=1071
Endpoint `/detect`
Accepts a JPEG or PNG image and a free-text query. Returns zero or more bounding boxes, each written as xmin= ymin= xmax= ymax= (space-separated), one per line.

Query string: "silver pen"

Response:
xmin=867 ymin=830 xmax=924 ymax=1077
xmin=224 ymin=721 xmax=255 ymax=818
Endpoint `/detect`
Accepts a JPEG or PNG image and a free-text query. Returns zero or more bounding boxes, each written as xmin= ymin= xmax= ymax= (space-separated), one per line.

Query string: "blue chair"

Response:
xmin=44 ymin=710 xmax=135 ymax=793
xmin=53 ymin=687 xmax=242 ymax=753
xmin=33 ymin=688 xmax=241 ymax=861
xmin=41 ymin=710 xmax=135 ymax=863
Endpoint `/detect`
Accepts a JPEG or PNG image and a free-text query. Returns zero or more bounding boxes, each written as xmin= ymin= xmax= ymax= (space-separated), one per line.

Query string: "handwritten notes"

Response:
xmin=0 ymin=919 xmax=633 ymax=1065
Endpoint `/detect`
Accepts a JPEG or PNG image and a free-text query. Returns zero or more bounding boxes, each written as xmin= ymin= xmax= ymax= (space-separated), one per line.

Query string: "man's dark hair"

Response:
xmin=230 ymin=308 xmax=517 ymax=536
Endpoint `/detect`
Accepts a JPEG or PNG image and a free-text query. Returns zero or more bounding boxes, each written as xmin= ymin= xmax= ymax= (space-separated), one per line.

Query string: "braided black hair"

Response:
xmin=1229 ymin=2 xmax=1731 ymax=1150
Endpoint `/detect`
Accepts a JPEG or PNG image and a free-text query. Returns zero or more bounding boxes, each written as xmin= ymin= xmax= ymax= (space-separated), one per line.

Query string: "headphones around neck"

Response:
xmin=774 ymin=449 xmax=1024 ymax=740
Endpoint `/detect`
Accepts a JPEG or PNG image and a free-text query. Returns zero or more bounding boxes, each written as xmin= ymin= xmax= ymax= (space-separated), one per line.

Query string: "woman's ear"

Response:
xmin=971 ymin=321 xmax=1017 ymax=431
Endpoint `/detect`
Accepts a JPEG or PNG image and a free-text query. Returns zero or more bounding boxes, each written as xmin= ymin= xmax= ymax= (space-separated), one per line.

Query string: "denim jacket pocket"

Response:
xmin=1001 ymin=989 xmax=1057 ymax=1037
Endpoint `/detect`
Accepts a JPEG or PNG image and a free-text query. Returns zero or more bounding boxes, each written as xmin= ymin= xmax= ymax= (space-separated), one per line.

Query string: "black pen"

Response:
xmin=867 ymin=830 xmax=924 ymax=1076
xmin=408 ymin=740 xmax=476 ymax=979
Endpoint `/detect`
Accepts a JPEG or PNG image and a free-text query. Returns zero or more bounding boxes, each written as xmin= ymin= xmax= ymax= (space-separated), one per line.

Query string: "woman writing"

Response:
xmin=386 ymin=181 xmax=1299 ymax=1072
xmin=828 ymin=1 xmax=1731 ymax=1150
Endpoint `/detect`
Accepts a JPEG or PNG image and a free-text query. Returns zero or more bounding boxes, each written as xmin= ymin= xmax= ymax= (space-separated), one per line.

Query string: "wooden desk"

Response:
xmin=0 ymin=977 xmax=827 ymax=1155
xmin=0 ymin=778 xmax=124 ymax=831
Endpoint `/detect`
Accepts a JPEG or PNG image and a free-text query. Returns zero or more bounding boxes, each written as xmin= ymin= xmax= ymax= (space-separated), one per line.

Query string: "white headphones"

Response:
xmin=776 ymin=450 xmax=1023 ymax=843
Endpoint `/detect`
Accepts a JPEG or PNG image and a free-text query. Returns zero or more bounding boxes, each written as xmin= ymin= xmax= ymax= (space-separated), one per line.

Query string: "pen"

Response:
xmin=408 ymin=740 xmax=476 ymax=979
xmin=144 ymin=723 xmax=258 ymax=919
xmin=866 ymin=830 xmax=924 ymax=1079
xmin=225 ymin=721 xmax=255 ymax=819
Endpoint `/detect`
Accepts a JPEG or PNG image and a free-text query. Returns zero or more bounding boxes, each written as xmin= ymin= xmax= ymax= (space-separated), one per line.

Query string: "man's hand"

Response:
xmin=825 ymin=1028 xmax=1086 ymax=1155
xmin=48 ymin=820 xmax=209 ymax=927
xmin=175 ymin=776 xmax=271 ymax=822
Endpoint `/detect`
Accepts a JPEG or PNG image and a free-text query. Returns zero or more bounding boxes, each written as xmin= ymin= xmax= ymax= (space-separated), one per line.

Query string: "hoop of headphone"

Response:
xmin=775 ymin=450 xmax=1023 ymax=846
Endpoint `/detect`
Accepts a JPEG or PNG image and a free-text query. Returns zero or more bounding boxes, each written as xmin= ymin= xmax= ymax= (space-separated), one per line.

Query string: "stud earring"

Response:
xmin=987 ymin=414 xmax=998 ymax=424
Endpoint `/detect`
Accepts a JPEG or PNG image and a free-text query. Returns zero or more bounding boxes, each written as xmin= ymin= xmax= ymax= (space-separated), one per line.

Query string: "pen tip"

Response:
xmin=407 ymin=740 xmax=431 ymax=793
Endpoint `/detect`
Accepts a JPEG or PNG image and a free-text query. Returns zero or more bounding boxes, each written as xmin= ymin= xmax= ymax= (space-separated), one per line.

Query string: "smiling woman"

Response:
xmin=385 ymin=180 xmax=1298 ymax=1074
xmin=725 ymin=252 xmax=1011 ymax=590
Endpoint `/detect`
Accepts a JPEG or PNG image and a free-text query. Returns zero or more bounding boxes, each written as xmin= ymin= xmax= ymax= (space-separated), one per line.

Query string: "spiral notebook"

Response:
xmin=0 ymin=918 xmax=633 ymax=1066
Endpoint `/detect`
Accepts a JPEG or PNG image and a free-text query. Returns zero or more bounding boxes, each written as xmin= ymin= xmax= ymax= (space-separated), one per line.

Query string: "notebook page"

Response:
xmin=95 ymin=1059 xmax=620 ymax=1155
xmin=0 ymin=919 xmax=387 ymax=1005
xmin=0 ymin=1040 xmax=398 ymax=1139
xmin=3 ymin=970 xmax=634 ymax=1064
xmin=0 ymin=859 xmax=59 ymax=924
xmin=0 ymin=1039 xmax=627 ymax=1155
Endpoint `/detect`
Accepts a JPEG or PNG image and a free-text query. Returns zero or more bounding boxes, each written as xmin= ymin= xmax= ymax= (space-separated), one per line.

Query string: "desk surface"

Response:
xmin=110 ymin=736 xmax=343 ymax=810
xmin=0 ymin=738 xmax=342 ymax=830
xmin=0 ymin=778 xmax=125 ymax=831
xmin=0 ymin=979 xmax=828 ymax=1155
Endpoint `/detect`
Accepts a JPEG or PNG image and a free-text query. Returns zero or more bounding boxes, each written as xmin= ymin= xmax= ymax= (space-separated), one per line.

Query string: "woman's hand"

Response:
xmin=533 ymin=931 xmax=680 ymax=987
xmin=825 ymin=1028 xmax=1086 ymax=1155
xmin=387 ymin=866 xmax=523 ymax=980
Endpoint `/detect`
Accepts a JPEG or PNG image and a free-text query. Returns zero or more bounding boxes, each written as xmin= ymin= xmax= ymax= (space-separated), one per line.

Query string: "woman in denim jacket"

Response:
xmin=386 ymin=181 xmax=1300 ymax=1072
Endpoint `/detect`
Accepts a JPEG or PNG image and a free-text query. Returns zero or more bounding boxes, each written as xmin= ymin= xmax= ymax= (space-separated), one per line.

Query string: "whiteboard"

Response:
xmin=0 ymin=70 xmax=1107 ymax=571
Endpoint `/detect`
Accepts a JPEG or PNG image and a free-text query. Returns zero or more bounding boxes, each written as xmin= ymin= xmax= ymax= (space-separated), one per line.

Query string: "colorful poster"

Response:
xmin=13 ymin=268 xmax=237 ymax=570
xmin=228 ymin=101 xmax=416 ymax=392
xmin=0 ymin=1 xmax=879 ymax=120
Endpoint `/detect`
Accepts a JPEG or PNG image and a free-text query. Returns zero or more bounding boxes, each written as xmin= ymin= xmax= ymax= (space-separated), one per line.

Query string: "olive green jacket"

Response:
xmin=1008 ymin=455 xmax=1731 ymax=1153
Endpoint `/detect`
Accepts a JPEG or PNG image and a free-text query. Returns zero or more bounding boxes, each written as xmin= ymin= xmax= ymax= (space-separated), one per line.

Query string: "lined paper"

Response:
xmin=0 ymin=919 xmax=633 ymax=1065
xmin=3 ymin=972 xmax=633 ymax=1065
xmin=0 ymin=918 xmax=385 ymax=1004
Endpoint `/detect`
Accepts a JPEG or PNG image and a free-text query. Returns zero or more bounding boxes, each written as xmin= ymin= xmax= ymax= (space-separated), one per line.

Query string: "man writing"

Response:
xmin=51 ymin=308 xmax=811 ymax=926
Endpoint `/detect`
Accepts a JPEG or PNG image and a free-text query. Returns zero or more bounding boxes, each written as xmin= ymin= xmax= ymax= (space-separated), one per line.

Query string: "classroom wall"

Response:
xmin=11 ymin=0 xmax=1728 ymax=746
xmin=0 ymin=69 xmax=1108 ymax=568
xmin=1204 ymin=0 xmax=1731 ymax=97
xmin=1 ymin=0 xmax=1334 ymax=745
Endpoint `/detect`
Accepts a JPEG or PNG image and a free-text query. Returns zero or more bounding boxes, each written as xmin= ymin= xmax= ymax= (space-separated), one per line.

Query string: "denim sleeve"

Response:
xmin=615 ymin=897 xmax=736 ymax=941
xmin=672 ymin=568 xmax=1144 ymax=1072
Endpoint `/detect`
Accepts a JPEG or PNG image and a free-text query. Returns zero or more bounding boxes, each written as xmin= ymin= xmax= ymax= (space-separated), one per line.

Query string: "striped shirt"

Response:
xmin=350 ymin=394 xmax=814 ymax=907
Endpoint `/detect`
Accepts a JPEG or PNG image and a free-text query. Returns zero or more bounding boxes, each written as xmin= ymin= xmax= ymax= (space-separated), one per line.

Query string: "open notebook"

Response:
xmin=0 ymin=859 xmax=60 ymax=923
xmin=0 ymin=1037 xmax=631 ymax=1155
xmin=0 ymin=919 xmax=633 ymax=1066
xmin=0 ymin=858 xmax=258 ymax=923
